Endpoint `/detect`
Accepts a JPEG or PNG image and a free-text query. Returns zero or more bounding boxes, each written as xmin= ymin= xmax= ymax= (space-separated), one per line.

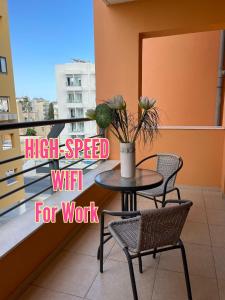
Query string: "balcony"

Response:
xmin=11 ymin=187 xmax=225 ymax=300
xmin=0 ymin=113 xmax=17 ymax=121
xmin=1 ymin=0 xmax=225 ymax=299
xmin=0 ymin=118 xmax=224 ymax=300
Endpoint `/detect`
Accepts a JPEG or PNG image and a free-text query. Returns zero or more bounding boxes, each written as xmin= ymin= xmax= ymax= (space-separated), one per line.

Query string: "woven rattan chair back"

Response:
xmin=156 ymin=154 xmax=180 ymax=190
xmin=137 ymin=201 xmax=192 ymax=252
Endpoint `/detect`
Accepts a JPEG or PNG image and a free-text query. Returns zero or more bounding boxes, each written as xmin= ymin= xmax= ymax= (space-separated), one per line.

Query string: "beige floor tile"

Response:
xmin=206 ymin=209 xmax=225 ymax=226
xmin=158 ymin=243 xmax=216 ymax=278
xmin=218 ymin=279 xmax=225 ymax=300
xmin=209 ymin=225 xmax=225 ymax=247
xmin=180 ymin=189 xmax=204 ymax=208
xmin=137 ymin=196 xmax=159 ymax=210
xmin=181 ymin=221 xmax=211 ymax=245
xmin=152 ymin=269 xmax=219 ymax=300
xmin=86 ymin=259 xmax=155 ymax=300
xmin=64 ymin=227 xmax=115 ymax=257
xmin=167 ymin=190 xmax=179 ymax=199
xmin=203 ymin=190 xmax=225 ymax=210
xmin=19 ymin=285 xmax=81 ymax=300
xmin=187 ymin=206 xmax=207 ymax=224
xmin=190 ymin=274 xmax=219 ymax=300
xmin=108 ymin=242 xmax=159 ymax=269
xmin=152 ymin=270 xmax=187 ymax=300
xmin=212 ymin=247 xmax=225 ymax=279
xmin=34 ymin=251 xmax=98 ymax=298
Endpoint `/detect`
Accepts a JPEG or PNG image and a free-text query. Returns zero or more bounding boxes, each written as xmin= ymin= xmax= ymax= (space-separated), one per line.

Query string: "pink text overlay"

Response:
xmin=51 ymin=170 xmax=83 ymax=191
xmin=35 ymin=201 xmax=99 ymax=223
xmin=25 ymin=137 xmax=109 ymax=160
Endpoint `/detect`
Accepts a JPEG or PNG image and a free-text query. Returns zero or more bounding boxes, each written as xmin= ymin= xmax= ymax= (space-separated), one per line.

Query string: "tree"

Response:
xmin=48 ymin=102 xmax=54 ymax=120
xmin=26 ymin=128 xmax=37 ymax=136
xmin=20 ymin=96 xmax=32 ymax=120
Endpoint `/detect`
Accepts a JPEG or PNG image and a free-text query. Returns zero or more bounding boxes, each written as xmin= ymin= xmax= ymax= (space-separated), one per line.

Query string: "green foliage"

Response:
xmin=95 ymin=104 xmax=113 ymax=128
xmin=21 ymin=97 xmax=32 ymax=113
xmin=48 ymin=102 xmax=54 ymax=120
xmin=26 ymin=128 xmax=37 ymax=136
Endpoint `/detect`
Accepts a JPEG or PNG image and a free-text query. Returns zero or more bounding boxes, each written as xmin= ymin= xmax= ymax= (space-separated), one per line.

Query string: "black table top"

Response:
xmin=95 ymin=169 xmax=164 ymax=192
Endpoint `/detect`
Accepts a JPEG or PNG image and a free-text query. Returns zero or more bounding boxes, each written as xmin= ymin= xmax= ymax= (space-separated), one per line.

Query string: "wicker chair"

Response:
xmin=136 ymin=153 xmax=183 ymax=207
xmin=100 ymin=200 xmax=193 ymax=300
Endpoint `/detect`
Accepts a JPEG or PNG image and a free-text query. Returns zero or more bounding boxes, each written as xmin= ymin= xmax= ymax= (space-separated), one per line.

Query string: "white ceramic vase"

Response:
xmin=120 ymin=142 xmax=136 ymax=178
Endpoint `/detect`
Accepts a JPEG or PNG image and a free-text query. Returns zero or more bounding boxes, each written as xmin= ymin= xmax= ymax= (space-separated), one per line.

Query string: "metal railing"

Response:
xmin=0 ymin=118 xmax=104 ymax=217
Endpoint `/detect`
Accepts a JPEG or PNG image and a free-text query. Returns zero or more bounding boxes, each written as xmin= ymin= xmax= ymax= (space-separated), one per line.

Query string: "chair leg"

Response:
xmin=100 ymin=213 xmax=105 ymax=273
xmin=138 ymin=254 xmax=143 ymax=273
xmin=180 ymin=241 xmax=192 ymax=300
xmin=176 ymin=188 xmax=181 ymax=200
xmin=124 ymin=249 xmax=138 ymax=300
xmin=153 ymin=197 xmax=158 ymax=209
xmin=97 ymin=245 xmax=100 ymax=260
xmin=97 ymin=235 xmax=112 ymax=260
xmin=121 ymin=192 xmax=125 ymax=211
xmin=134 ymin=192 xmax=137 ymax=211
xmin=153 ymin=197 xmax=158 ymax=258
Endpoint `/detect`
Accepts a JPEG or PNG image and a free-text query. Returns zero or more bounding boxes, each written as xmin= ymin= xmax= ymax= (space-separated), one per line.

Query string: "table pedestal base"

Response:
xmin=121 ymin=191 xmax=137 ymax=212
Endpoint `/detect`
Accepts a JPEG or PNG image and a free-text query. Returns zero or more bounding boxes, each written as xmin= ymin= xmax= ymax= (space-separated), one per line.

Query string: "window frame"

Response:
xmin=5 ymin=169 xmax=17 ymax=185
xmin=66 ymin=74 xmax=82 ymax=87
xmin=0 ymin=56 xmax=7 ymax=74
xmin=0 ymin=96 xmax=10 ymax=112
xmin=2 ymin=134 xmax=14 ymax=150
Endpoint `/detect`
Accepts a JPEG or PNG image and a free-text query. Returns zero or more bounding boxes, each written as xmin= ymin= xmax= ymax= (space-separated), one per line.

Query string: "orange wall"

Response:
xmin=94 ymin=0 xmax=225 ymax=189
xmin=142 ymin=31 xmax=220 ymax=126
xmin=109 ymin=128 xmax=224 ymax=188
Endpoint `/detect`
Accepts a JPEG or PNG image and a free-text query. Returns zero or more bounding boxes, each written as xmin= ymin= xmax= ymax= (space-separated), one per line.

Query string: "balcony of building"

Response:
xmin=15 ymin=187 xmax=225 ymax=300
xmin=0 ymin=118 xmax=224 ymax=300
xmin=1 ymin=0 xmax=225 ymax=299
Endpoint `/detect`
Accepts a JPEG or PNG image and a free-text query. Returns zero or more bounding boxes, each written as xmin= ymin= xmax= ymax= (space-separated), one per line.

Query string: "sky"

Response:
xmin=8 ymin=0 xmax=95 ymax=101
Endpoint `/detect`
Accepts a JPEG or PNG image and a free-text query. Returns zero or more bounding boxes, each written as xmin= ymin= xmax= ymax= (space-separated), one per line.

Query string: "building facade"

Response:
xmin=52 ymin=101 xmax=58 ymax=119
xmin=0 ymin=0 xmax=24 ymax=210
xmin=55 ymin=60 xmax=96 ymax=143
xmin=16 ymin=97 xmax=51 ymax=138
xmin=32 ymin=98 xmax=49 ymax=121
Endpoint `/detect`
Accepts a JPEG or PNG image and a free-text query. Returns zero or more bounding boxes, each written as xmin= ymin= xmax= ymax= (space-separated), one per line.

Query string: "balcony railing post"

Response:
xmin=49 ymin=159 xmax=59 ymax=194
xmin=47 ymin=124 xmax=65 ymax=193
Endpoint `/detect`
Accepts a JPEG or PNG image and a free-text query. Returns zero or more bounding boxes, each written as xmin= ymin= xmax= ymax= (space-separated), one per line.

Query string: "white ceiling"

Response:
xmin=104 ymin=0 xmax=136 ymax=5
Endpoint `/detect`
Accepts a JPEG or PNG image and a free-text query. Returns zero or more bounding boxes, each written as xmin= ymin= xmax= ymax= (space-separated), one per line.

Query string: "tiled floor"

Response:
xmin=19 ymin=187 xmax=225 ymax=300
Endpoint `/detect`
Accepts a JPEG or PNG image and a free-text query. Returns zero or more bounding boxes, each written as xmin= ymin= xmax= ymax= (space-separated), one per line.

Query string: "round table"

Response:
xmin=95 ymin=169 xmax=164 ymax=211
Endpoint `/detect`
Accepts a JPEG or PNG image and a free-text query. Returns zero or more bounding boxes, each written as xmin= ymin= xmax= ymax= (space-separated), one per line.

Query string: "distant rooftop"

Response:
xmin=71 ymin=59 xmax=90 ymax=63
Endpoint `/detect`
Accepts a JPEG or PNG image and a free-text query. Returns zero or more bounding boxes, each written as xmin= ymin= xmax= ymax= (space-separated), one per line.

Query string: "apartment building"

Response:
xmin=55 ymin=60 xmax=96 ymax=143
xmin=16 ymin=97 xmax=51 ymax=138
xmin=32 ymin=98 xmax=49 ymax=121
xmin=52 ymin=101 xmax=58 ymax=119
xmin=0 ymin=0 xmax=24 ymax=210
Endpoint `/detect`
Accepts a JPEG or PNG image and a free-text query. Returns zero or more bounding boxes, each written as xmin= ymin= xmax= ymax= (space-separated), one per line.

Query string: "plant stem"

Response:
xmin=111 ymin=122 xmax=124 ymax=142
xmin=109 ymin=128 xmax=121 ymax=141
xmin=124 ymin=110 xmax=129 ymax=142
xmin=119 ymin=110 xmax=128 ymax=142
xmin=132 ymin=110 xmax=146 ymax=143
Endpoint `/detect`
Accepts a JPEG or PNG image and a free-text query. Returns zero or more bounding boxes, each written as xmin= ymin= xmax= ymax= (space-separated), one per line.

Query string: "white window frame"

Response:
xmin=66 ymin=74 xmax=82 ymax=87
xmin=71 ymin=122 xmax=84 ymax=132
xmin=67 ymin=92 xmax=82 ymax=103
xmin=0 ymin=96 xmax=9 ymax=112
